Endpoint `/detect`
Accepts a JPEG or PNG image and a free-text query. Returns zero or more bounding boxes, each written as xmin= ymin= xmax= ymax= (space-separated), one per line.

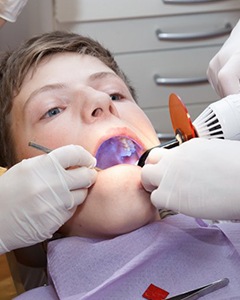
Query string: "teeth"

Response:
xmin=120 ymin=138 xmax=135 ymax=157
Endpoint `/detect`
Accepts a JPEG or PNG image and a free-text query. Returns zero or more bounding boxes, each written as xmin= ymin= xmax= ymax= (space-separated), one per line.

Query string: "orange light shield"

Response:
xmin=169 ymin=93 xmax=197 ymax=143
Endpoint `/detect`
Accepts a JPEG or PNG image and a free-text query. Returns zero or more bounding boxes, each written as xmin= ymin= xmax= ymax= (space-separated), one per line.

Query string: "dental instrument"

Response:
xmin=28 ymin=142 xmax=101 ymax=171
xmin=193 ymin=95 xmax=240 ymax=140
xmin=138 ymin=93 xmax=240 ymax=167
xmin=143 ymin=277 xmax=229 ymax=300
xmin=28 ymin=141 xmax=52 ymax=153
xmin=167 ymin=277 xmax=229 ymax=300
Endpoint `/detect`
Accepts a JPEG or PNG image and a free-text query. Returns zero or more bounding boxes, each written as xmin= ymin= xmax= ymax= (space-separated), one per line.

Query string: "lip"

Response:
xmin=95 ymin=130 xmax=145 ymax=169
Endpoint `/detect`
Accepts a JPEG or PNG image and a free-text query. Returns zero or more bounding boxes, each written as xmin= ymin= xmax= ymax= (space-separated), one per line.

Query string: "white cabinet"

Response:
xmin=54 ymin=0 xmax=240 ymax=136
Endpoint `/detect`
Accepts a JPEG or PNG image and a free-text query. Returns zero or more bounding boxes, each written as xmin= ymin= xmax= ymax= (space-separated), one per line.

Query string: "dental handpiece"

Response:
xmin=137 ymin=138 xmax=179 ymax=167
xmin=138 ymin=93 xmax=240 ymax=167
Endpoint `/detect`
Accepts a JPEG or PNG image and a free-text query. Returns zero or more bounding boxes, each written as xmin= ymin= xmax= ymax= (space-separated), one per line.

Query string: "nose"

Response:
xmin=80 ymin=87 xmax=119 ymax=123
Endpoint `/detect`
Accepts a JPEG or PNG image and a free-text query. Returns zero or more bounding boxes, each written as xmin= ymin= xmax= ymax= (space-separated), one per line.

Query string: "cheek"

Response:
xmin=15 ymin=117 xmax=79 ymax=160
xmin=120 ymin=103 xmax=154 ymax=129
xmin=11 ymin=127 xmax=34 ymax=163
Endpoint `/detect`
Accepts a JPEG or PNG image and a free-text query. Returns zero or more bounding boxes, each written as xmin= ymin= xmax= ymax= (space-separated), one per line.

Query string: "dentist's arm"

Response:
xmin=0 ymin=145 xmax=97 ymax=254
xmin=207 ymin=19 xmax=240 ymax=97
xmin=141 ymin=138 xmax=240 ymax=220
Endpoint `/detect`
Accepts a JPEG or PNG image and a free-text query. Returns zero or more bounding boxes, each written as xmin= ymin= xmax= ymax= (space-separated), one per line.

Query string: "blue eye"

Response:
xmin=110 ymin=94 xmax=122 ymax=101
xmin=44 ymin=107 xmax=62 ymax=118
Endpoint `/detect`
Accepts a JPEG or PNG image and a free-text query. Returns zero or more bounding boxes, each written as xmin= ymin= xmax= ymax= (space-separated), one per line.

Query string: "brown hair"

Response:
xmin=0 ymin=31 xmax=136 ymax=167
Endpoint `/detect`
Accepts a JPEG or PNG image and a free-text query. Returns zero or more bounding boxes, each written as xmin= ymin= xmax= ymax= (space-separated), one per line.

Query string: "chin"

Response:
xmin=106 ymin=165 xmax=160 ymax=234
xmin=112 ymin=206 xmax=160 ymax=237
xmin=60 ymin=164 xmax=160 ymax=239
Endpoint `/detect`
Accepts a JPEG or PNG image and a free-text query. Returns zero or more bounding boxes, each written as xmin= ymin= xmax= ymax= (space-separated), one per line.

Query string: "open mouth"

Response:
xmin=95 ymin=136 xmax=143 ymax=169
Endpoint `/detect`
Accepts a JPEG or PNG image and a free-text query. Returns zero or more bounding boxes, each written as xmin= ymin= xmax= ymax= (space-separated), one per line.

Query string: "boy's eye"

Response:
xmin=110 ymin=93 xmax=123 ymax=101
xmin=43 ymin=107 xmax=63 ymax=119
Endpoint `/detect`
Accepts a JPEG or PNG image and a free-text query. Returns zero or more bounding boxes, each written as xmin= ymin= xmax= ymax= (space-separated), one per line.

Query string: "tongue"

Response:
xmin=96 ymin=136 xmax=142 ymax=169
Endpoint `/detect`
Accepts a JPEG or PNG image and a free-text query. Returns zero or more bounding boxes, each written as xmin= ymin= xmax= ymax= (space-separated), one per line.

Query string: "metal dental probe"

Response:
xmin=28 ymin=141 xmax=52 ymax=153
xmin=28 ymin=142 xmax=101 ymax=171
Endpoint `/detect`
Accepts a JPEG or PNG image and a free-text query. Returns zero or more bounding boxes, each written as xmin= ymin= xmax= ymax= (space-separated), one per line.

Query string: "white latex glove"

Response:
xmin=141 ymin=138 xmax=240 ymax=220
xmin=0 ymin=144 xmax=97 ymax=254
xmin=0 ymin=0 xmax=28 ymax=22
xmin=207 ymin=19 xmax=240 ymax=97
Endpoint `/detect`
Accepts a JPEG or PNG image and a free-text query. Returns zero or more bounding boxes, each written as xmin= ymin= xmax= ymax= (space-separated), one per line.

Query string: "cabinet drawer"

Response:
xmin=144 ymin=103 xmax=212 ymax=135
xmin=55 ymin=11 xmax=240 ymax=54
xmin=55 ymin=0 xmax=240 ymax=22
xmin=115 ymin=46 xmax=220 ymax=109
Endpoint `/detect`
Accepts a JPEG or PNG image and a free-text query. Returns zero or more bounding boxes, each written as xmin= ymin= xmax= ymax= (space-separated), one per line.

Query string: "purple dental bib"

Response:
xmin=15 ymin=215 xmax=240 ymax=300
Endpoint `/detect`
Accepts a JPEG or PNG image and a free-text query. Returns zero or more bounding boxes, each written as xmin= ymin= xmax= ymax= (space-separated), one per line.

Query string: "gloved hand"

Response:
xmin=0 ymin=144 xmax=97 ymax=254
xmin=141 ymin=138 xmax=240 ymax=220
xmin=207 ymin=19 xmax=240 ymax=97
xmin=0 ymin=0 xmax=28 ymax=22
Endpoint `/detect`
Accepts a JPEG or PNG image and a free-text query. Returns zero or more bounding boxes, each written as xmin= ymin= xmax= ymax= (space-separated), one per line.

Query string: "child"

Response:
xmin=0 ymin=31 xmax=240 ymax=299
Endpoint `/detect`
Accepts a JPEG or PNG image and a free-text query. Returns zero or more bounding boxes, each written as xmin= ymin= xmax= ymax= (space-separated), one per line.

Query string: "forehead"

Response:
xmin=13 ymin=52 xmax=125 ymax=111
xmin=25 ymin=52 xmax=116 ymax=84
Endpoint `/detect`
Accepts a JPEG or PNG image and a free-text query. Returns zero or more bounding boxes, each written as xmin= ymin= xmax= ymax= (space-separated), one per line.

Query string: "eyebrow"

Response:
xmin=24 ymin=83 xmax=66 ymax=109
xmin=88 ymin=71 xmax=119 ymax=82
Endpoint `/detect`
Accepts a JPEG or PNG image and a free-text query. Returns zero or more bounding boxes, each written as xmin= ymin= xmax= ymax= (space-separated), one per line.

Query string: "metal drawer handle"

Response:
xmin=163 ymin=0 xmax=228 ymax=3
xmin=154 ymin=74 xmax=209 ymax=86
xmin=156 ymin=23 xmax=232 ymax=41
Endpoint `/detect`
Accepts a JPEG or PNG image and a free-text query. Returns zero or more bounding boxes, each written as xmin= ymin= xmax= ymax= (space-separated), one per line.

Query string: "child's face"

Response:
xmin=11 ymin=53 xmax=161 ymax=238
